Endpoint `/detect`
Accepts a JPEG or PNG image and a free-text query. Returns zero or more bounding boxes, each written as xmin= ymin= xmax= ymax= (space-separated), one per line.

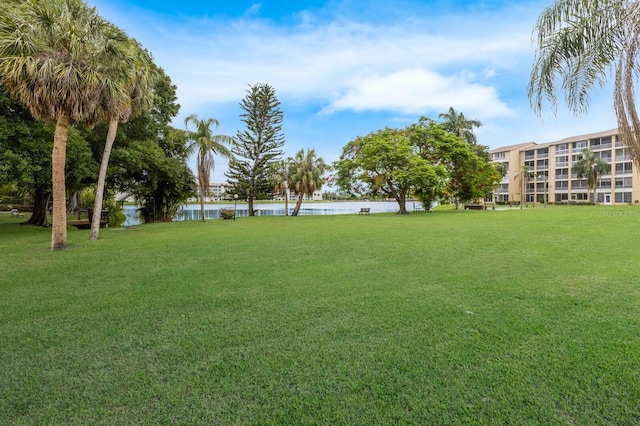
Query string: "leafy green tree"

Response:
xmin=184 ymin=114 xmax=233 ymax=221
xmin=288 ymin=149 xmax=328 ymax=216
xmin=335 ymin=127 xmax=444 ymax=214
xmin=529 ymin=0 xmax=640 ymax=163
xmin=572 ymin=148 xmax=611 ymax=204
xmin=411 ymin=119 xmax=499 ymax=209
xmin=0 ymin=0 xmax=118 ymax=250
xmin=226 ymin=83 xmax=285 ymax=216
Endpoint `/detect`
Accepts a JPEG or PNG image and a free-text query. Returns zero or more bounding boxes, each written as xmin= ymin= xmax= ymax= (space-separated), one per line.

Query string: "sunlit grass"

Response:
xmin=1 ymin=205 xmax=640 ymax=424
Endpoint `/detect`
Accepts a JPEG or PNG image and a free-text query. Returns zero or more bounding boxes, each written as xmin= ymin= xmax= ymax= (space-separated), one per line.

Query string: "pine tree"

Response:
xmin=226 ymin=83 xmax=285 ymax=216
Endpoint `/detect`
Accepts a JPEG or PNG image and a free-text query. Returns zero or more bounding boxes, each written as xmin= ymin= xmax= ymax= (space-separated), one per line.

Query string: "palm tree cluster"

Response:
xmin=270 ymin=149 xmax=328 ymax=216
xmin=0 ymin=0 xmax=158 ymax=249
xmin=529 ymin=0 xmax=640 ymax=164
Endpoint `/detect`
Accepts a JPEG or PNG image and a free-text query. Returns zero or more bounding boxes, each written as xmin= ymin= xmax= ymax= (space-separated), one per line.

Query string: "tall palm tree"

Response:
xmin=184 ymin=114 xmax=233 ymax=221
xmin=270 ymin=160 xmax=290 ymax=216
xmin=89 ymin=28 xmax=157 ymax=241
xmin=438 ymin=107 xmax=482 ymax=145
xmin=529 ymin=0 xmax=640 ymax=164
xmin=514 ymin=165 xmax=533 ymax=210
xmin=0 ymin=0 xmax=116 ymax=250
xmin=572 ymin=148 xmax=611 ymax=204
xmin=288 ymin=149 xmax=328 ymax=216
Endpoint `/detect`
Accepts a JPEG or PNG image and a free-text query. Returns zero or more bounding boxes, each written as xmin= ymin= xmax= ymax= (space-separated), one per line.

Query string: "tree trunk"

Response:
xmin=25 ymin=189 xmax=51 ymax=227
xmin=248 ymin=195 xmax=255 ymax=216
xmin=284 ymin=190 xmax=289 ymax=216
xmin=292 ymin=194 xmax=303 ymax=216
xmin=91 ymin=118 xmax=119 ymax=240
xmin=51 ymin=114 xmax=69 ymax=251
xmin=395 ymin=191 xmax=409 ymax=214
xmin=199 ymin=186 xmax=206 ymax=221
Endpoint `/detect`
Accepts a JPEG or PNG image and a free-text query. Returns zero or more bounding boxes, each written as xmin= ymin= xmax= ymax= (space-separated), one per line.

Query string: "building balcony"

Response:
xmin=591 ymin=143 xmax=612 ymax=150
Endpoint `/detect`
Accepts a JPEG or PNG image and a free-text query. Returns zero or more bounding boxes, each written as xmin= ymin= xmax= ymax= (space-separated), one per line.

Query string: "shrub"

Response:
xmin=220 ymin=208 xmax=235 ymax=220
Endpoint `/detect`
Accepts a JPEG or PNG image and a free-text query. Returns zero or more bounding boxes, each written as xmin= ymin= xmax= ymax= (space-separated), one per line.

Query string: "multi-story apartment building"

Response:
xmin=489 ymin=129 xmax=640 ymax=205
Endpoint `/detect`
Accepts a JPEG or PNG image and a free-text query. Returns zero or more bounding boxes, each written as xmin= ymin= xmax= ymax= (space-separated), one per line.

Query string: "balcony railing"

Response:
xmin=591 ymin=143 xmax=612 ymax=150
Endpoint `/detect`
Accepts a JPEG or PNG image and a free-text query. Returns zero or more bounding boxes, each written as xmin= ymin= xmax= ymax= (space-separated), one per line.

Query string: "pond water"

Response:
xmin=122 ymin=201 xmax=421 ymax=226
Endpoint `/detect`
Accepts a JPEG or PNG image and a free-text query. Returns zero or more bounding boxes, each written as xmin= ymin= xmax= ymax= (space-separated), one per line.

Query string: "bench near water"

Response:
xmin=357 ymin=207 xmax=370 ymax=215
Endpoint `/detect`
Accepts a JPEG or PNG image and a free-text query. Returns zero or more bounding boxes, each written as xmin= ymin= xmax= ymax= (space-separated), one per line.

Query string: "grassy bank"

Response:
xmin=1 ymin=206 xmax=640 ymax=424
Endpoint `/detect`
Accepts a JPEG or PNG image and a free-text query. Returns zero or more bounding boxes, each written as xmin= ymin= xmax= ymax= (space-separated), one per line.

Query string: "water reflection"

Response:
xmin=123 ymin=201 xmax=409 ymax=226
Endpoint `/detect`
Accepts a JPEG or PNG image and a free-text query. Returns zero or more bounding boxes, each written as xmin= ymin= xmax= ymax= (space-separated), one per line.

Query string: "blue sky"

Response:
xmin=88 ymin=0 xmax=617 ymax=182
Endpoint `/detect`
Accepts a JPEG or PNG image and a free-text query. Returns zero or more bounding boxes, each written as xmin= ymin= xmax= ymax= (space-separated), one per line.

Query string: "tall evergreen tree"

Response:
xmin=226 ymin=83 xmax=285 ymax=216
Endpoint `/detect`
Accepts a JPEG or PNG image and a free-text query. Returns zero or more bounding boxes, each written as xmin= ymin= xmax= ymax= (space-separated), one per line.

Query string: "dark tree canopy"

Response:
xmin=226 ymin=83 xmax=285 ymax=216
xmin=0 ymin=85 xmax=96 ymax=226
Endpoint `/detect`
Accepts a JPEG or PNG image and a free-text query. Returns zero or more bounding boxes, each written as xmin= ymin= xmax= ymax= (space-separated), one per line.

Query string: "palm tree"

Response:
xmin=270 ymin=160 xmax=290 ymax=216
xmin=514 ymin=165 xmax=533 ymax=210
xmin=438 ymin=107 xmax=482 ymax=145
xmin=0 ymin=0 xmax=116 ymax=250
xmin=288 ymin=149 xmax=328 ymax=216
xmin=572 ymin=148 xmax=611 ymax=204
xmin=89 ymin=28 xmax=157 ymax=241
xmin=184 ymin=114 xmax=233 ymax=221
xmin=529 ymin=1 xmax=640 ymax=164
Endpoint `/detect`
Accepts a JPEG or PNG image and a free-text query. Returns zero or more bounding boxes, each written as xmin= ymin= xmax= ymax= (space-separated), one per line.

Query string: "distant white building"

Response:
xmin=272 ymin=188 xmax=323 ymax=201
xmin=208 ymin=182 xmax=232 ymax=201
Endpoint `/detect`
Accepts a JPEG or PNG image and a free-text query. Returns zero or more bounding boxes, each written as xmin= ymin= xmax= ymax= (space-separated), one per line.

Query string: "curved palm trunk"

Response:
xmin=292 ymin=194 xmax=304 ymax=216
xmin=91 ymin=118 xmax=119 ymax=240
xmin=51 ymin=115 xmax=69 ymax=251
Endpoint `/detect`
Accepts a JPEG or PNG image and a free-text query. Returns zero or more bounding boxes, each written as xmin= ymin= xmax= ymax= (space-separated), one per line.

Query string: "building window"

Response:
xmin=571 ymin=180 xmax=588 ymax=189
xmin=492 ymin=152 xmax=506 ymax=160
xmin=595 ymin=150 xmax=612 ymax=163
xmin=556 ymin=193 xmax=568 ymax=202
xmin=555 ymin=168 xmax=569 ymax=179
xmin=615 ymin=192 xmax=633 ymax=203
xmin=573 ymin=141 xmax=588 ymax=152
xmin=571 ymin=193 xmax=588 ymax=201
xmin=590 ymin=136 xmax=612 ymax=149
xmin=616 ymin=148 xmax=631 ymax=162
xmin=556 ymin=143 xmax=569 ymax=154
xmin=615 ymin=177 xmax=633 ymax=188
xmin=615 ymin=162 xmax=633 ymax=174
xmin=524 ymin=150 xmax=535 ymax=160
xmin=555 ymin=180 xmax=569 ymax=189
xmin=598 ymin=179 xmax=611 ymax=188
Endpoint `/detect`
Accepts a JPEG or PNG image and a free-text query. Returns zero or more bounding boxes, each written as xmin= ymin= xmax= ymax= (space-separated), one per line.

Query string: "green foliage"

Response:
xmin=572 ymin=148 xmax=611 ymax=203
xmin=226 ymin=83 xmax=285 ymax=214
xmin=0 ymin=85 xmax=97 ymax=224
xmin=85 ymin=70 xmax=197 ymax=223
xmin=288 ymin=149 xmax=328 ymax=216
xmin=335 ymin=119 xmax=499 ymax=213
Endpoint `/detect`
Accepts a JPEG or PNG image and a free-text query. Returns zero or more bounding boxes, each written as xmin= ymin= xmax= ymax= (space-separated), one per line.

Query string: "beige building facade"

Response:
xmin=489 ymin=129 xmax=640 ymax=205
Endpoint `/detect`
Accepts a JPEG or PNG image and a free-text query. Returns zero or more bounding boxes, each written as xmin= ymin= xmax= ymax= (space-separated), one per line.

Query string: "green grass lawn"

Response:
xmin=1 ymin=206 xmax=640 ymax=424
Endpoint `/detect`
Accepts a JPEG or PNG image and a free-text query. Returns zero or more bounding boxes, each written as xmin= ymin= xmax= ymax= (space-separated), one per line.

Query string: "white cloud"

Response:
xmin=323 ymin=68 xmax=512 ymax=118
